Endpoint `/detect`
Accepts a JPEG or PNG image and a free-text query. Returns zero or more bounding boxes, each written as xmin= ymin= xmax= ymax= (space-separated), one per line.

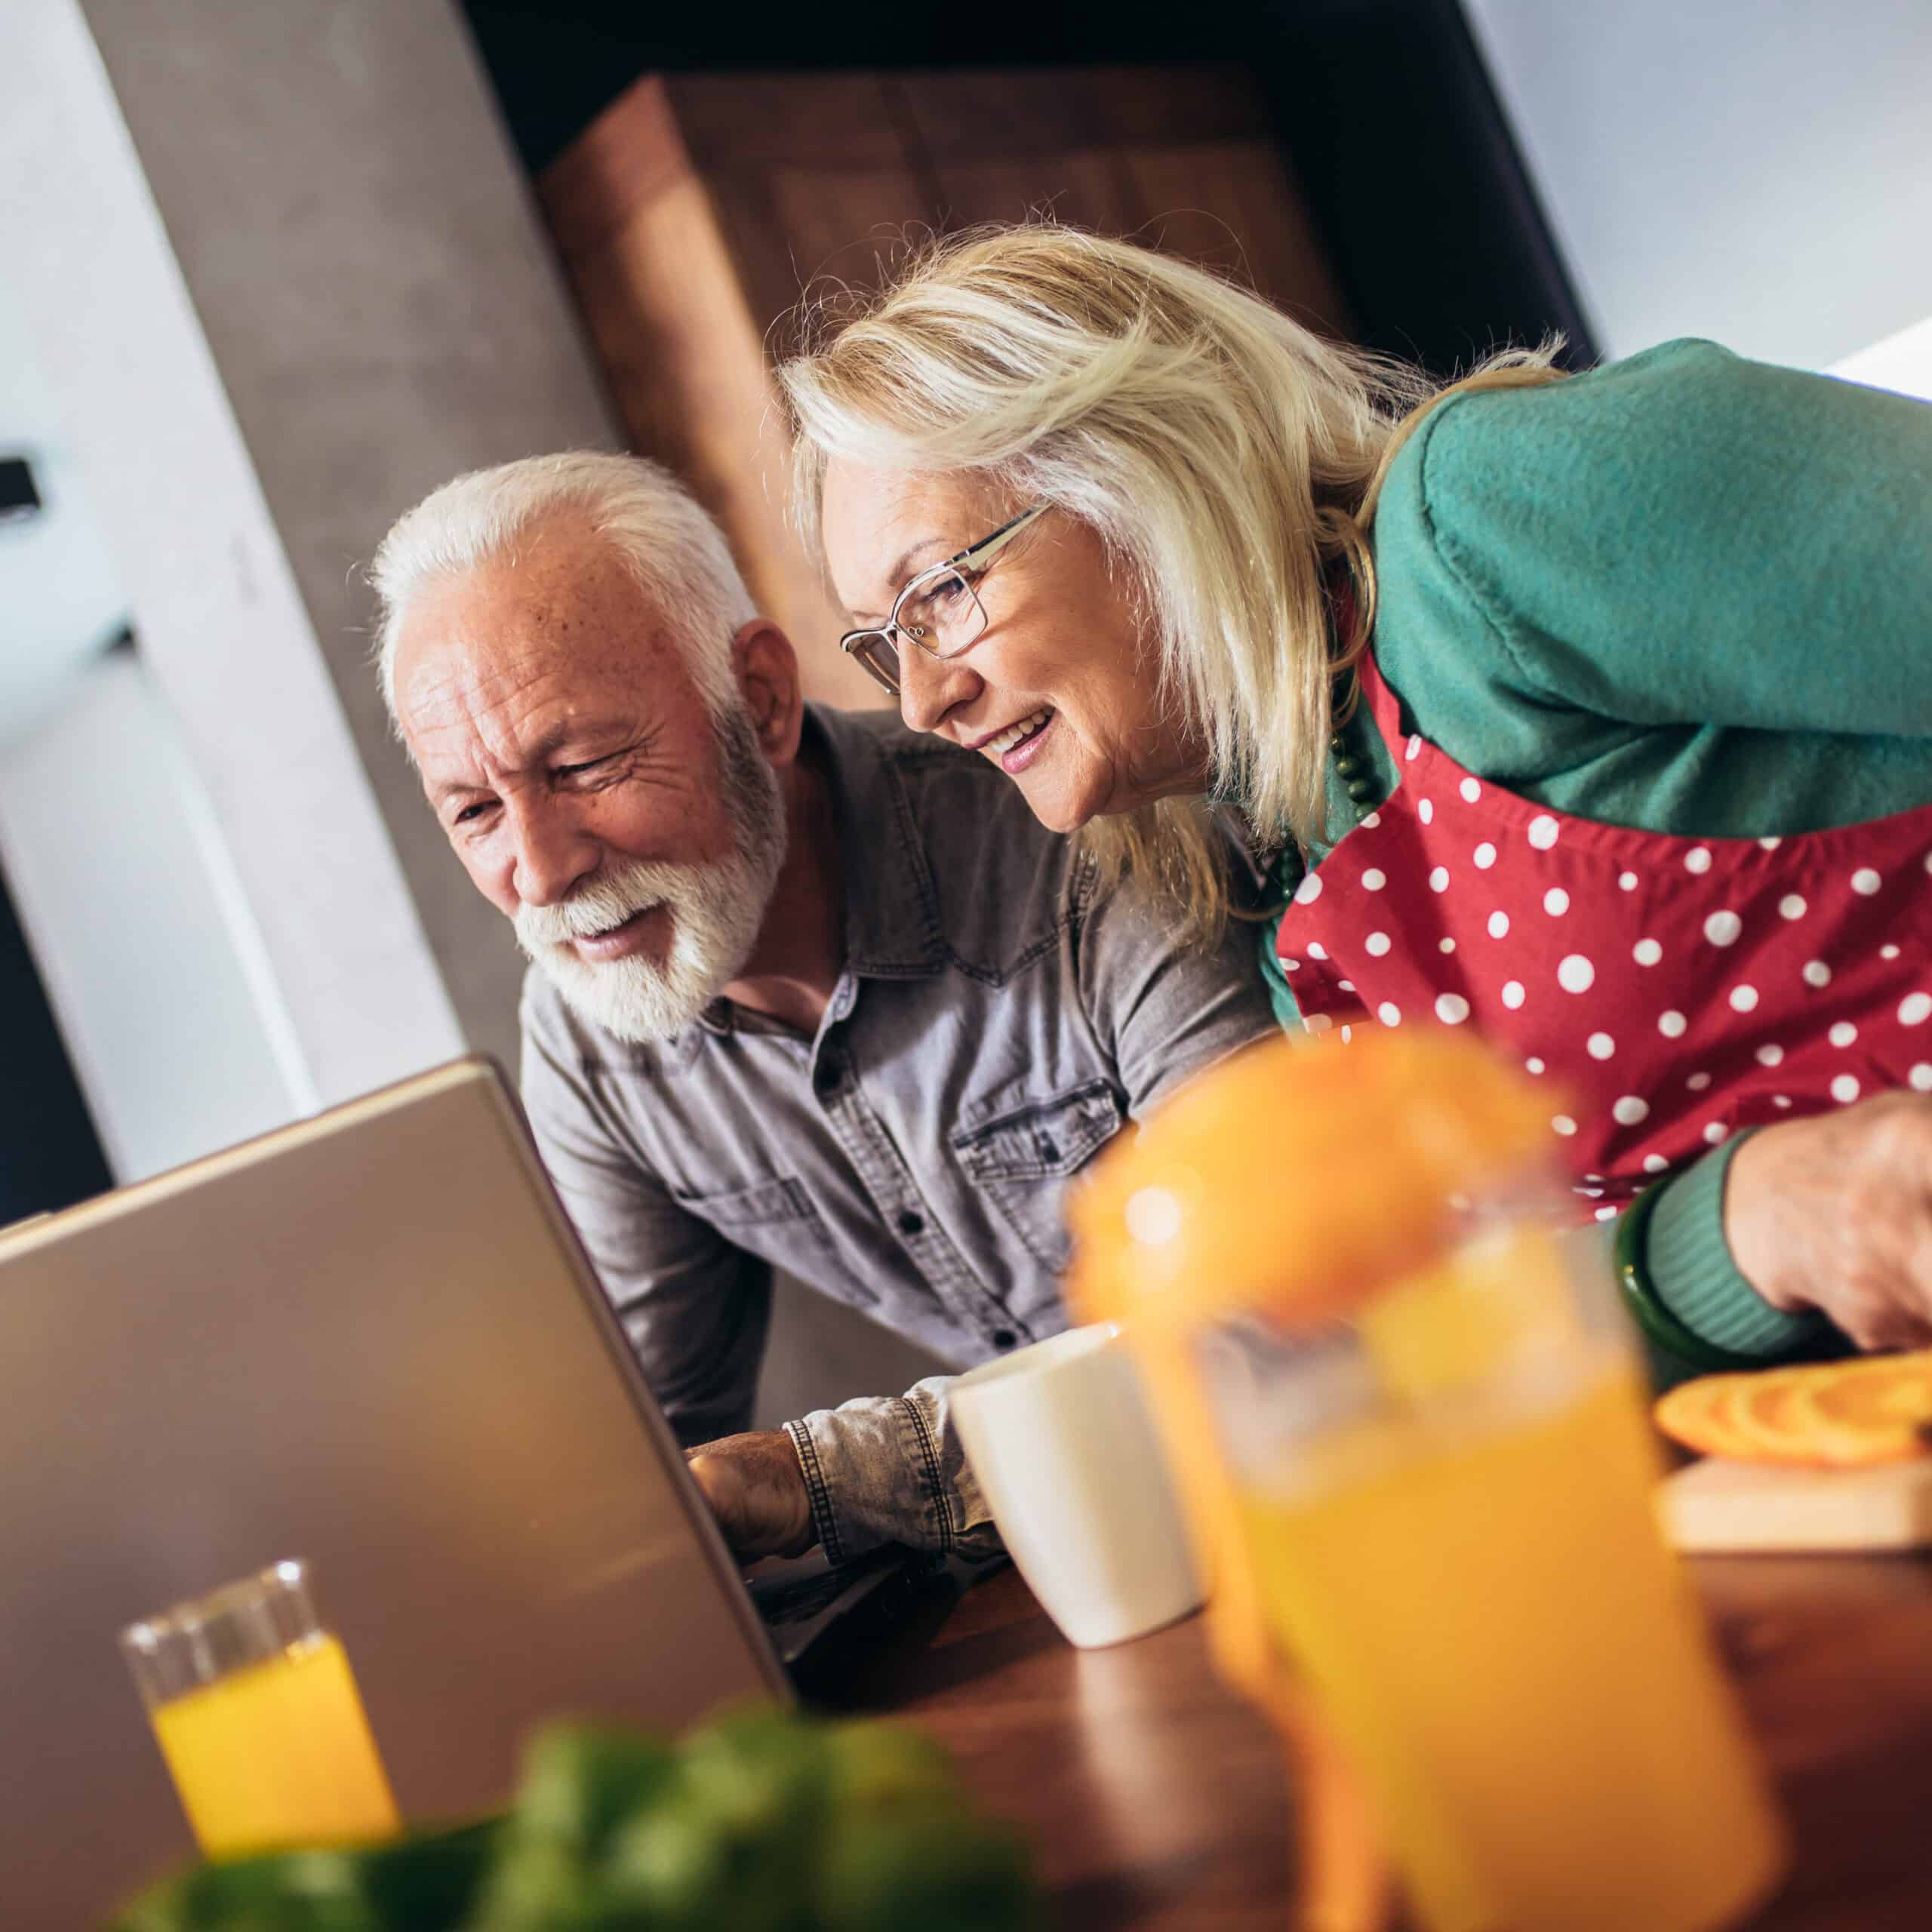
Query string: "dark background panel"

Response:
xmin=0 ymin=863 xmax=112 ymax=1225
xmin=459 ymin=0 xmax=1600 ymax=375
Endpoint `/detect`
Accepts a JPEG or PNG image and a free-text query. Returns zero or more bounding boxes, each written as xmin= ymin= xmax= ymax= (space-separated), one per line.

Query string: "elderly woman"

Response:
xmin=780 ymin=224 xmax=1932 ymax=1372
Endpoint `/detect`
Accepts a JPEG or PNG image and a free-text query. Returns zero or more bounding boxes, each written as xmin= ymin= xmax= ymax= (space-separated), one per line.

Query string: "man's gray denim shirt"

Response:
xmin=520 ymin=705 xmax=1278 ymax=1561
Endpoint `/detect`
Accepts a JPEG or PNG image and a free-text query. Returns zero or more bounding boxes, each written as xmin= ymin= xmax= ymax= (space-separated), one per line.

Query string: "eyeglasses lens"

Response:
xmin=895 ymin=569 xmax=986 ymax=659
xmin=849 ymin=632 xmax=902 ymax=697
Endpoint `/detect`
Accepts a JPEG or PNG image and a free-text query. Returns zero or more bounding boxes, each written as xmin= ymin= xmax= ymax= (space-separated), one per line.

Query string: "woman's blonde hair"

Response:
xmin=779 ymin=223 xmax=1563 ymax=939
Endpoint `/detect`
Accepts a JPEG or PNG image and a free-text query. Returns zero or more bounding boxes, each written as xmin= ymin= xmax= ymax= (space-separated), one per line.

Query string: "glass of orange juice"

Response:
xmin=120 ymin=1558 xmax=400 ymax=1858
xmin=1068 ymin=1032 xmax=1787 ymax=1932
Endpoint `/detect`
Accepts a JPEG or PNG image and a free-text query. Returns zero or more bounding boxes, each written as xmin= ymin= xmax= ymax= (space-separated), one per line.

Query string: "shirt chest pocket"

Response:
xmin=950 ymin=1081 xmax=1126 ymax=1272
xmin=672 ymin=1174 xmax=839 ymax=1272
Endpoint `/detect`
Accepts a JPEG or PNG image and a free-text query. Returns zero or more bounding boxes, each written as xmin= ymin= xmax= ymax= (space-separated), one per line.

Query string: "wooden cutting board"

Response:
xmin=1660 ymin=1454 xmax=1932 ymax=1552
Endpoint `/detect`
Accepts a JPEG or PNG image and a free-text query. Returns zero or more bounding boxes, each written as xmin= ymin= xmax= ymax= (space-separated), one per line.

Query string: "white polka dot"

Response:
xmin=1687 ymin=1072 xmax=1712 ymax=1091
xmin=1552 ymin=1115 xmax=1577 ymax=1137
xmin=1644 ymin=1154 xmax=1669 ymax=1174
xmin=1282 ymin=958 xmax=1301 ymax=973
xmin=1618 ymin=871 xmax=1639 ymax=891
xmin=1338 ymin=980 xmax=1355 ymax=992
xmin=1295 ymin=872 xmax=1322 ymax=904
xmin=1438 ymin=937 xmax=1457 ymax=954
xmin=1900 ymin=993 xmax=1932 ymax=1027
xmin=1803 ymin=961 xmax=1832 ymax=988
xmin=1435 ymin=993 xmax=1470 ymax=1025
xmin=1377 ymin=1002 xmax=1402 ymax=1027
xmin=1684 ymin=846 xmax=1712 ymax=875
xmin=1832 ymin=1074 xmax=1861 ymax=1104
xmin=1658 ymin=1010 xmax=1687 ymax=1038
xmin=1633 ymin=938 xmax=1662 ymax=966
xmin=1595 ymin=1205 xmax=1620 ymax=1222
xmin=1526 ymin=1057 xmax=1546 ymax=1075
xmin=1704 ymin=1122 xmax=1729 ymax=1145
xmin=1459 ymin=777 xmax=1481 ymax=803
xmin=1755 ymin=1043 xmax=1783 ymax=1066
xmin=1758 ymin=836 xmax=1783 ymax=851
xmin=1557 ymin=955 xmax=1595 ymax=994
xmin=1340 ymin=1026 xmax=1353 ymax=1041
xmin=1613 ymin=1096 xmax=1650 ymax=1126
xmin=1729 ymin=984 xmax=1759 ymax=1014
xmin=1362 ymin=867 xmax=1387 ymax=891
xmin=1474 ymin=841 xmax=1498 ymax=870
xmin=1487 ymin=910 xmax=1510 ymax=940
xmin=1779 ymin=894 xmax=1807 ymax=920
xmin=1527 ymin=814 xmax=1559 ymax=851
xmin=1544 ymin=887 xmax=1571 ymax=916
xmin=1704 ymin=910 xmax=1743 ymax=947
xmin=1307 ymin=941 xmax=1327 ymax=960
xmin=1829 ymin=1020 xmax=1859 ymax=1047
xmin=1428 ymin=866 xmax=1450 ymax=893
xmin=1587 ymin=1032 xmax=1616 ymax=1060
xmin=1774 ymin=1094 xmax=1792 ymax=1109
xmin=1924 ymin=851 xmax=1932 ymax=875
xmin=1406 ymin=735 xmax=1421 ymax=761
xmin=1360 ymin=812 xmax=1381 ymax=829
xmin=1419 ymin=798 xmax=1435 ymax=825
xmin=1502 ymin=980 xmax=1526 ymax=1010
xmin=1882 ymin=944 xmax=1901 ymax=960
xmin=1912 ymin=1065 xmax=1932 ymax=1092
xmin=1364 ymin=931 xmax=1392 ymax=957
xmin=1304 ymin=1013 xmax=1333 ymax=1035
xmin=1852 ymin=867 xmax=1882 ymax=896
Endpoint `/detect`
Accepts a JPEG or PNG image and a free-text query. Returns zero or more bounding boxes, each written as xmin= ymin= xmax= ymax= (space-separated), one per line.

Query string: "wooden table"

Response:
xmin=832 ymin=1554 xmax=1932 ymax=1930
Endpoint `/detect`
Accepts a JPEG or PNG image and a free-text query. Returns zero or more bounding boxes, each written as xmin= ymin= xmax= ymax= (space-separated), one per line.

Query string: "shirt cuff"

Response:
xmin=1644 ymin=1130 xmax=1832 ymax=1358
xmin=784 ymin=1376 xmax=1001 ymax=1564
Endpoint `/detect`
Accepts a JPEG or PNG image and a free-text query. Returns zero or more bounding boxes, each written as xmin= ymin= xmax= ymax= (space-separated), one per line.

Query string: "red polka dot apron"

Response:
xmin=1276 ymin=648 xmax=1932 ymax=1218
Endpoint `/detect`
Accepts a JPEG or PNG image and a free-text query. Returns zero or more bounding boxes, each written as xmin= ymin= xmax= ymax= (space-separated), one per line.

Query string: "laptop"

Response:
xmin=0 ymin=1057 xmax=933 ymax=1925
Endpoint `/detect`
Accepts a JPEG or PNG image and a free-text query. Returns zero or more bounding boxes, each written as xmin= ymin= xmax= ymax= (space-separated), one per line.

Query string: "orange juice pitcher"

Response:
xmin=121 ymin=1559 xmax=400 ymax=1858
xmin=1067 ymin=1031 xmax=1786 ymax=1932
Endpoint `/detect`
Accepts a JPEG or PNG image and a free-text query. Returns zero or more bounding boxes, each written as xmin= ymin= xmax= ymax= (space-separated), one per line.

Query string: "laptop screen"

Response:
xmin=0 ymin=1059 xmax=783 ymax=1923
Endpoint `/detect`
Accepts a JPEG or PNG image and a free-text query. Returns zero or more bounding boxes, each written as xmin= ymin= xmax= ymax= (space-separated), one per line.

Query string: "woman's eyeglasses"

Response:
xmin=838 ymin=503 xmax=1050 ymax=698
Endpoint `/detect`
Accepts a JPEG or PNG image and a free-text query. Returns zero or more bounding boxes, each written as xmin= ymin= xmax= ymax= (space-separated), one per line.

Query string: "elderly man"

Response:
xmin=372 ymin=451 xmax=1274 ymax=1562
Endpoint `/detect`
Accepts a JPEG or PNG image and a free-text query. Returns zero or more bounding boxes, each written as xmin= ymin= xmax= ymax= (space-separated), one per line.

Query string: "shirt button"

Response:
xmin=896 ymin=1211 xmax=924 ymax=1237
xmin=992 ymin=1329 xmax=1018 ymax=1350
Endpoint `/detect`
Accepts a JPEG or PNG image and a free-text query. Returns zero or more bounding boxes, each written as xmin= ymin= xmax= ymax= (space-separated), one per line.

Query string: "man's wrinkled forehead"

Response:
xmin=398 ymin=521 xmax=672 ymax=688
xmin=392 ymin=558 xmax=694 ymax=786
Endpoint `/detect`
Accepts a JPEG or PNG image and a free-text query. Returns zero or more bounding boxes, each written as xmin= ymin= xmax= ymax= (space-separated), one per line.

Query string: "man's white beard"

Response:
xmin=515 ymin=712 xmax=787 ymax=1044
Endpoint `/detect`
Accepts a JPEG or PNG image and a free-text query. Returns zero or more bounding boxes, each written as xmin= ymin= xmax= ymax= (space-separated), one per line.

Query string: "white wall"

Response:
xmin=1832 ymin=313 xmax=1932 ymax=401
xmin=0 ymin=0 xmax=468 ymax=1119
xmin=0 ymin=654 xmax=307 ymax=1180
xmin=0 ymin=288 xmax=128 ymax=743
xmin=1464 ymin=0 xmax=1932 ymax=371
xmin=64 ymin=0 xmax=626 ymax=1073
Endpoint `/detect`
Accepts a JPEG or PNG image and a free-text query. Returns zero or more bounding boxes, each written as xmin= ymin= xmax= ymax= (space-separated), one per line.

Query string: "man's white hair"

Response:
xmin=369 ymin=451 xmax=757 ymax=731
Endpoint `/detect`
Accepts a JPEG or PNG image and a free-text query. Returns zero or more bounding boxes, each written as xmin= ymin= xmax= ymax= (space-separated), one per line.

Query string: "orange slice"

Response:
xmin=1654 ymin=1352 xmax=1932 ymax=1468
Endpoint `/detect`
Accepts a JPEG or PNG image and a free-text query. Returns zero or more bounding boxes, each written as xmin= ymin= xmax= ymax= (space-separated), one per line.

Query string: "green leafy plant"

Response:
xmin=111 ymin=1710 xmax=1041 ymax=1932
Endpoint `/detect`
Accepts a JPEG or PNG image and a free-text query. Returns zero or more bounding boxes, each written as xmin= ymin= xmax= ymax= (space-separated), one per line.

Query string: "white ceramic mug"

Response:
xmin=949 ymin=1322 xmax=1204 ymax=1649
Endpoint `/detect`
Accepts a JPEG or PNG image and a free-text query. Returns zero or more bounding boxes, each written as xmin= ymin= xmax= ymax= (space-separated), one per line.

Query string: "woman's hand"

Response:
xmin=1725 ymin=1091 xmax=1932 ymax=1349
xmin=685 ymin=1429 xmax=819 ymax=1562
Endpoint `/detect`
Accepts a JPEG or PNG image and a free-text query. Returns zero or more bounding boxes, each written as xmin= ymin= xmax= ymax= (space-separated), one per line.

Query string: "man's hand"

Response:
xmin=1725 ymin=1091 xmax=1932 ymax=1349
xmin=685 ymin=1429 xmax=818 ymax=1562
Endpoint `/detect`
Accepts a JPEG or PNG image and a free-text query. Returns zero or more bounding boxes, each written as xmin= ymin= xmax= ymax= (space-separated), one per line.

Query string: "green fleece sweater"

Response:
xmin=1262 ymin=338 xmax=1932 ymax=1365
